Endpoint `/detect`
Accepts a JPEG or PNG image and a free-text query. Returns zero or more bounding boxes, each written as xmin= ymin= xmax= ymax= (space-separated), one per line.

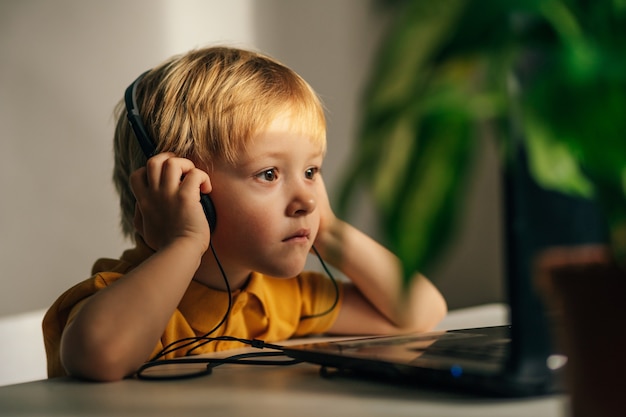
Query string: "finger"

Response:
xmin=144 ymin=152 xmax=176 ymax=190
xmin=159 ymin=157 xmax=199 ymax=191
xmin=178 ymin=168 xmax=212 ymax=198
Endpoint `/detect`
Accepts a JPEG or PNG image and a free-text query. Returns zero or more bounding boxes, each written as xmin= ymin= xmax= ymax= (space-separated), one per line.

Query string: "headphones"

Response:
xmin=124 ymin=72 xmax=218 ymax=231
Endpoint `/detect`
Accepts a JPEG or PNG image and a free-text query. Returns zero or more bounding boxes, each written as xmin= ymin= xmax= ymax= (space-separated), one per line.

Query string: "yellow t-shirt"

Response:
xmin=42 ymin=241 xmax=343 ymax=378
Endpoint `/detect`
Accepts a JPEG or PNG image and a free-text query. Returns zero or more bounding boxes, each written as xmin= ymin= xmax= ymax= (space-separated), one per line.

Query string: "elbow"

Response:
xmin=63 ymin=354 xmax=130 ymax=382
xmin=401 ymin=302 xmax=447 ymax=334
xmin=402 ymin=283 xmax=449 ymax=333
xmin=60 ymin=324 xmax=135 ymax=382
xmin=424 ymin=290 xmax=448 ymax=331
xmin=419 ymin=294 xmax=448 ymax=332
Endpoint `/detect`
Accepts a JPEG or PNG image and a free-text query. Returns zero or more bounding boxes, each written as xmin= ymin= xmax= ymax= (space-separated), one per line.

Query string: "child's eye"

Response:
xmin=305 ymin=167 xmax=319 ymax=180
xmin=256 ymin=169 xmax=277 ymax=182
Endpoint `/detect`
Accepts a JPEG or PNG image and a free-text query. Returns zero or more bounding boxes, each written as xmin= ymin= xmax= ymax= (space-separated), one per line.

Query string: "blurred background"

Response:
xmin=0 ymin=0 xmax=503 ymax=321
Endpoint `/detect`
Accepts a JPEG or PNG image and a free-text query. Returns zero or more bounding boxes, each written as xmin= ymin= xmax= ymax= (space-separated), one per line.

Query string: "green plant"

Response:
xmin=339 ymin=0 xmax=626 ymax=282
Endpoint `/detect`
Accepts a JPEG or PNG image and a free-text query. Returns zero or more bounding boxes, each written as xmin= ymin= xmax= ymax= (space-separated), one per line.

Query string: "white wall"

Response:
xmin=0 ymin=0 xmax=257 ymax=318
xmin=0 ymin=0 xmax=503 ymax=322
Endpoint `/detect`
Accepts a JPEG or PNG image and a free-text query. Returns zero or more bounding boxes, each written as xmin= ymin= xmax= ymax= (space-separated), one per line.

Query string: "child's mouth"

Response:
xmin=283 ymin=229 xmax=310 ymax=243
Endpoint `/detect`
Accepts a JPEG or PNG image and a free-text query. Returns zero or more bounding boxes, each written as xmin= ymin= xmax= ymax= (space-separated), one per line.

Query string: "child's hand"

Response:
xmin=130 ymin=152 xmax=213 ymax=252
xmin=313 ymin=176 xmax=338 ymax=247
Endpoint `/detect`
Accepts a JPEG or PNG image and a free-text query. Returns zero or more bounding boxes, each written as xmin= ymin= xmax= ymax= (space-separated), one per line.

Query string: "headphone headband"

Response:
xmin=123 ymin=71 xmax=156 ymax=158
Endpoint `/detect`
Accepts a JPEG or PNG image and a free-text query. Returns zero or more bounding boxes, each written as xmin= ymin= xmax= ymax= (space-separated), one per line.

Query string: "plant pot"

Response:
xmin=535 ymin=245 xmax=626 ymax=417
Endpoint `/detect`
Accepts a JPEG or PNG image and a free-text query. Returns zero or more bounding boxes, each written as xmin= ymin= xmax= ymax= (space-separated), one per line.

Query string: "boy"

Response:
xmin=43 ymin=46 xmax=447 ymax=381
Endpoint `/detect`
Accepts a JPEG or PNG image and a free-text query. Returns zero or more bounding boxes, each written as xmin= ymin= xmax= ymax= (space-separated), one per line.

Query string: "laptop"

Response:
xmin=283 ymin=146 xmax=608 ymax=397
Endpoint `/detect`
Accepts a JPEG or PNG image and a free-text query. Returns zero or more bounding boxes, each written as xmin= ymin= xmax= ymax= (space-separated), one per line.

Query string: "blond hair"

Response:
xmin=113 ymin=46 xmax=326 ymax=239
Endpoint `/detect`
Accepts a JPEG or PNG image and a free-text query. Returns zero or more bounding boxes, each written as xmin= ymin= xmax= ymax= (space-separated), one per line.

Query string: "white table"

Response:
xmin=0 ymin=304 xmax=569 ymax=417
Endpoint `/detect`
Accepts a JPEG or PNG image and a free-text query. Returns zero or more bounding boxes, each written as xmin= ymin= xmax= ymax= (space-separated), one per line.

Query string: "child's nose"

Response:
xmin=286 ymin=188 xmax=316 ymax=217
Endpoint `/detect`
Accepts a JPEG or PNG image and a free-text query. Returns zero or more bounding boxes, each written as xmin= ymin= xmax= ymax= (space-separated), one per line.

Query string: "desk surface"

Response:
xmin=0 ymin=304 xmax=569 ymax=417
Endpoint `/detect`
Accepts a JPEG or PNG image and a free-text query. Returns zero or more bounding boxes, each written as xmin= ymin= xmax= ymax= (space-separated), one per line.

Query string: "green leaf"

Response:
xmin=364 ymin=0 xmax=468 ymax=113
xmin=522 ymin=113 xmax=594 ymax=198
xmin=388 ymin=112 xmax=476 ymax=279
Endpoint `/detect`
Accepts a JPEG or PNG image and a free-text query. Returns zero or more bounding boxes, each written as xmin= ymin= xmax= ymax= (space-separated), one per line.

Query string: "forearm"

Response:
xmin=316 ymin=219 xmax=447 ymax=331
xmin=61 ymin=238 xmax=204 ymax=381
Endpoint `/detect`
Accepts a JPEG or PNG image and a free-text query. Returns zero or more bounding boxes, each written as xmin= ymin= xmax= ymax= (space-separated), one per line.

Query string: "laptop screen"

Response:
xmin=502 ymin=144 xmax=608 ymax=377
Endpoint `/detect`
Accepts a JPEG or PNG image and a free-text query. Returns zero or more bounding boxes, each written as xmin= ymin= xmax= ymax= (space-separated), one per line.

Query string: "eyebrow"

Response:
xmin=241 ymin=147 xmax=324 ymax=166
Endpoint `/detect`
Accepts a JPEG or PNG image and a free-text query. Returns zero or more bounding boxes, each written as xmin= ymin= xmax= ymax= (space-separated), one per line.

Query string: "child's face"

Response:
xmin=206 ymin=111 xmax=325 ymax=282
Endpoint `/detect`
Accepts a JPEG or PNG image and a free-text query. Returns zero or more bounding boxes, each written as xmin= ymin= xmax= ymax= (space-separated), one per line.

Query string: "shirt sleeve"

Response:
xmin=293 ymin=271 xmax=344 ymax=336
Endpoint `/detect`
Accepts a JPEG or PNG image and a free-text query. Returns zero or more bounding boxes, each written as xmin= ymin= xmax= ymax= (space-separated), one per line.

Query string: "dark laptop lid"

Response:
xmin=503 ymin=144 xmax=608 ymax=385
